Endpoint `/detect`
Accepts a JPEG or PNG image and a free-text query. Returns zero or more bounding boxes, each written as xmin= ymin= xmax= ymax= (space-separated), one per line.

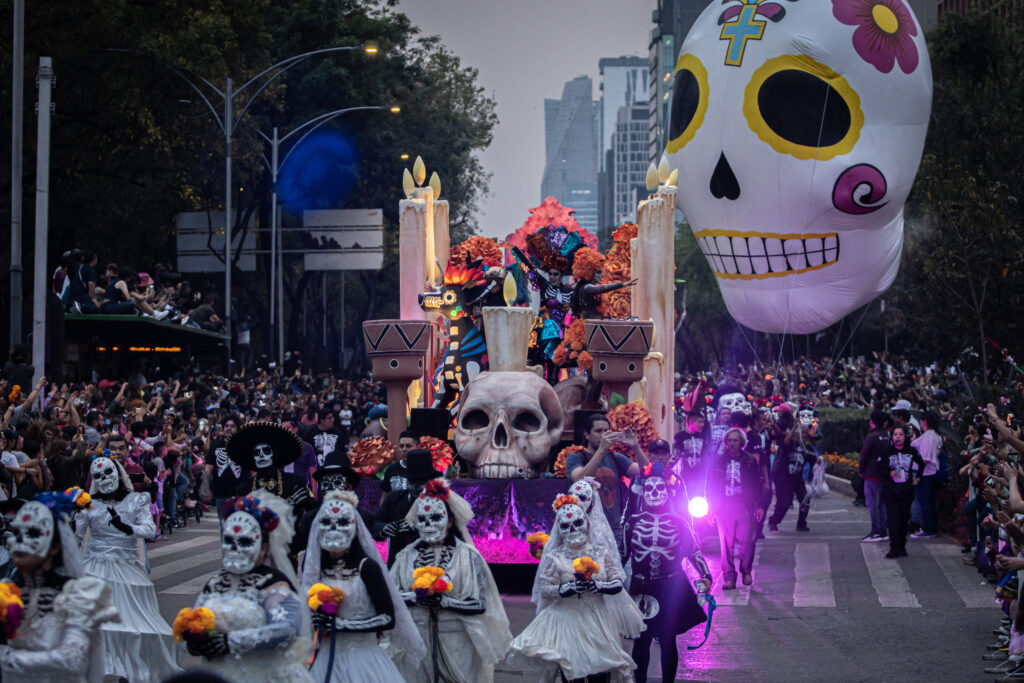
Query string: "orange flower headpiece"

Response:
xmin=552 ymin=494 xmax=580 ymax=511
xmin=572 ymin=247 xmax=605 ymax=281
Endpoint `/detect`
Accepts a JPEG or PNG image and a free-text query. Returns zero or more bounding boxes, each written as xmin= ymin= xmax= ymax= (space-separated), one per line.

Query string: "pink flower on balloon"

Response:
xmin=832 ymin=0 xmax=919 ymax=74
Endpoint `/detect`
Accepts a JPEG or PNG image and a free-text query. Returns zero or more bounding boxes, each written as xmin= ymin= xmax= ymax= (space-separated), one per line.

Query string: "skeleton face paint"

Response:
xmin=643 ymin=476 xmax=669 ymax=509
xmin=318 ymin=500 xmax=357 ymax=552
xmin=556 ymin=503 xmax=589 ymax=549
xmin=415 ymin=497 xmax=450 ymax=544
xmin=319 ymin=474 xmax=349 ymax=495
xmin=222 ymin=511 xmax=263 ymax=574
xmin=253 ymin=442 xmax=274 ymax=470
xmin=568 ymin=480 xmax=595 ymax=513
xmin=91 ymin=456 xmax=119 ymax=495
xmin=7 ymin=502 xmax=54 ymax=559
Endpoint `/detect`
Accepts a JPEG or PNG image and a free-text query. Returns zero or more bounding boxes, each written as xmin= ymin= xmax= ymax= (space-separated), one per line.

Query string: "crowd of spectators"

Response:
xmin=57 ymin=248 xmax=225 ymax=332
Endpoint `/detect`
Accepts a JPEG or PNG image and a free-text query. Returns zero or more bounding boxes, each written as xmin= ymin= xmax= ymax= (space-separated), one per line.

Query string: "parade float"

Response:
xmin=353 ymin=156 xmax=679 ymax=565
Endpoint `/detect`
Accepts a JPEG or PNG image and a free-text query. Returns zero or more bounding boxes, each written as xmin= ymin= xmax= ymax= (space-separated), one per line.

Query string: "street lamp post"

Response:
xmin=116 ymin=45 xmax=378 ymax=353
xmin=257 ymin=104 xmax=398 ymax=364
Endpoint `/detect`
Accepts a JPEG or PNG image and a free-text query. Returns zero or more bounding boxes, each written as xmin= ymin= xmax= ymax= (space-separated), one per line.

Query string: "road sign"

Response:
xmin=302 ymin=209 xmax=383 ymax=271
xmin=176 ymin=211 xmax=258 ymax=272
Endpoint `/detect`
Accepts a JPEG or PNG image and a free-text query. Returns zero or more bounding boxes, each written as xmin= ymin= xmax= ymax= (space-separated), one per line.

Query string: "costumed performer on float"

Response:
xmin=390 ymin=479 xmax=511 ymax=683
xmin=189 ymin=493 xmax=313 ymax=682
xmin=509 ymin=492 xmax=639 ymax=682
xmin=623 ymin=462 xmax=712 ymax=683
xmin=301 ymin=490 xmax=425 ymax=682
xmin=76 ymin=454 xmax=181 ymax=680
xmin=0 ymin=492 xmax=119 ymax=683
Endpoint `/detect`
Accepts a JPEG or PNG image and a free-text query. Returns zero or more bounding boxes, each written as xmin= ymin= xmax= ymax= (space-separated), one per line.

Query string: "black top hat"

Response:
xmin=226 ymin=421 xmax=302 ymax=470
xmin=313 ymin=449 xmax=360 ymax=489
xmin=405 ymin=449 xmax=441 ymax=483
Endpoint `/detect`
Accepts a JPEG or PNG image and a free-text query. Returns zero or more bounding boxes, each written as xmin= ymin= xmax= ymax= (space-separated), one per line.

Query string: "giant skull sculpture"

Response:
xmin=455 ymin=371 xmax=564 ymax=478
xmin=666 ymin=0 xmax=932 ymax=333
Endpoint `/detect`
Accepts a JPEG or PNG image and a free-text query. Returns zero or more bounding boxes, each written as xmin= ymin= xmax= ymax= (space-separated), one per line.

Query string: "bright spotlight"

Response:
xmin=688 ymin=496 xmax=709 ymax=519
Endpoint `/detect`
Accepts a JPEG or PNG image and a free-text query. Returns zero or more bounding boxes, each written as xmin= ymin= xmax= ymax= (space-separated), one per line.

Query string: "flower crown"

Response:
xmin=420 ymin=479 xmax=451 ymax=502
xmin=552 ymin=494 xmax=580 ymax=511
xmin=225 ymin=495 xmax=280 ymax=535
xmin=322 ymin=490 xmax=359 ymax=509
xmin=32 ymin=491 xmax=77 ymax=519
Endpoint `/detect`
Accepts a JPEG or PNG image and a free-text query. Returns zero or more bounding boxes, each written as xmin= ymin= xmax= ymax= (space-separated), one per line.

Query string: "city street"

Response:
xmin=152 ymin=492 xmax=997 ymax=682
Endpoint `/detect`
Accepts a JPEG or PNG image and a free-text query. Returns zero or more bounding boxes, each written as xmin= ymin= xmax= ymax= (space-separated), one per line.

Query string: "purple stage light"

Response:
xmin=688 ymin=496 xmax=709 ymax=519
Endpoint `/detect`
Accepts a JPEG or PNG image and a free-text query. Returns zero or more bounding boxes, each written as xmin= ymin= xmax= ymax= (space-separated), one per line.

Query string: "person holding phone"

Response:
xmin=883 ymin=426 xmax=924 ymax=558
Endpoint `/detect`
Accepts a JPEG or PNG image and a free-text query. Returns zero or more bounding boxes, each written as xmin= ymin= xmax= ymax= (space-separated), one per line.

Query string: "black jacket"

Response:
xmin=859 ymin=428 xmax=892 ymax=481
xmin=707 ymin=452 xmax=763 ymax=513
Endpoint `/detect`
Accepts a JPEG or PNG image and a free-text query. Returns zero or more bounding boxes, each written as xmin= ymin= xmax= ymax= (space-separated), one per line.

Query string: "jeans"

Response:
xmin=101 ymin=300 xmax=135 ymax=314
xmin=168 ymin=471 xmax=190 ymax=524
xmin=915 ymin=474 xmax=939 ymax=534
xmin=864 ymin=478 xmax=887 ymax=536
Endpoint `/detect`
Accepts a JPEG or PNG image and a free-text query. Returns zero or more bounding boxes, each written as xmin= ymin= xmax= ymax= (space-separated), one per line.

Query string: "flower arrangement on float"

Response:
xmin=348 ymin=437 xmax=395 ymax=476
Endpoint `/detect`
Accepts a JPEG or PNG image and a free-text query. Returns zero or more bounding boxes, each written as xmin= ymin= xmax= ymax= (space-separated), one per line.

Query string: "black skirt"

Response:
xmin=629 ymin=574 xmax=707 ymax=637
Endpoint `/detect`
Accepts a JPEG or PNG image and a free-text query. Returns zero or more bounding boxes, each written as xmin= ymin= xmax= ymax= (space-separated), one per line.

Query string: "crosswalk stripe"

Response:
xmin=149 ymin=549 xmax=223 ymax=581
xmin=160 ymin=570 xmax=218 ymax=595
xmin=146 ymin=535 xmax=219 ymax=560
xmin=713 ymin=544 xmax=761 ymax=606
xmin=860 ymin=543 xmax=921 ymax=607
xmin=794 ymin=542 xmax=836 ymax=607
xmin=925 ymin=544 xmax=995 ymax=609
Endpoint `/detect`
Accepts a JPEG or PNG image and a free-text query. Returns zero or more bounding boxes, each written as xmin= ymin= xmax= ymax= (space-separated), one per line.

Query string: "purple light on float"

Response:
xmin=688 ymin=496 xmax=709 ymax=519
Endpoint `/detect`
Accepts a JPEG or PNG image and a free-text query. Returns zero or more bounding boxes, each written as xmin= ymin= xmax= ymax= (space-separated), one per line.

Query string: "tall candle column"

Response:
xmin=633 ymin=184 xmax=677 ymax=438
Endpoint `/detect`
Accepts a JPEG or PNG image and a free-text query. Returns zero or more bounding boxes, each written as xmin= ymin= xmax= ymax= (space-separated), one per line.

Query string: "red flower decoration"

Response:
xmin=421 ymin=479 xmax=451 ymax=501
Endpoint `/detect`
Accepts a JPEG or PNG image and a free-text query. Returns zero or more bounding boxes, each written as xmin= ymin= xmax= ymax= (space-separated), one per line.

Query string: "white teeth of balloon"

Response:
xmin=697 ymin=233 xmax=839 ymax=275
xmin=765 ymin=238 xmax=787 ymax=272
xmin=804 ymin=237 xmax=824 ymax=267
xmin=733 ymin=237 xmax=753 ymax=274
xmin=751 ymin=256 xmax=770 ymax=274
xmin=784 ymin=240 xmax=807 ymax=270
xmin=715 ymin=236 xmax=736 ymax=273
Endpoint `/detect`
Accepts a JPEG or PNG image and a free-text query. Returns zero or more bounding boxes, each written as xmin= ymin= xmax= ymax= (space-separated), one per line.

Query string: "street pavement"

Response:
xmin=150 ymin=493 xmax=999 ymax=682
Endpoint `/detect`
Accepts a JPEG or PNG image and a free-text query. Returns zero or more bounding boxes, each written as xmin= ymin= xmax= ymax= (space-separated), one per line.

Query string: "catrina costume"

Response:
xmin=0 ymin=492 xmax=119 ymax=683
xmin=623 ymin=463 xmax=712 ymax=683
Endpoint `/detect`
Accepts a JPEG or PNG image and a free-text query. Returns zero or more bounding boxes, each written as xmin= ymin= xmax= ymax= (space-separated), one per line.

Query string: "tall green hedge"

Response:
xmin=817 ymin=407 xmax=870 ymax=456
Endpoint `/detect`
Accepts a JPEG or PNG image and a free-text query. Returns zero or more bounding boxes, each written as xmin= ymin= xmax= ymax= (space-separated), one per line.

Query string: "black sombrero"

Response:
xmin=226 ymin=421 xmax=302 ymax=470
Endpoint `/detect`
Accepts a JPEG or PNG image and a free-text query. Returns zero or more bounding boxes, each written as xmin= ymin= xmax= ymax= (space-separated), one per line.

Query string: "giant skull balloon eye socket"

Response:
xmin=461 ymin=409 xmax=490 ymax=430
xmin=666 ymin=53 xmax=709 ymax=154
xmin=744 ymin=55 xmax=863 ymax=161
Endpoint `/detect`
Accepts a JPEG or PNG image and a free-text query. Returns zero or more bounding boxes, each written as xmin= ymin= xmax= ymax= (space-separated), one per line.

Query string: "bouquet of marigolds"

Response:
xmin=307 ymin=583 xmax=345 ymax=616
xmin=65 ymin=486 xmax=92 ymax=510
xmin=0 ymin=582 xmax=24 ymax=641
xmin=572 ymin=556 xmax=600 ymax=582
xmin=527 ymin=532 xmax=549 ymax=560
xmin=412 ymin=566 xmax=453 ymax=599
xmin=172 ymin=606 xmax=217 ymax=646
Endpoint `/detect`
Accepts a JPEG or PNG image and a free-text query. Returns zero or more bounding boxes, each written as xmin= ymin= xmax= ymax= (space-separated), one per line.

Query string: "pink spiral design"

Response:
xmin=832 ymin=164 xmax=888 ymax=214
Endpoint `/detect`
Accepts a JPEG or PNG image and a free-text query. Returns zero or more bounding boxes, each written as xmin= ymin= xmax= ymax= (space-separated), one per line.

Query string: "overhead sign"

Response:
xmin=303 ymin=209 xmax=384 ymax=271
xmin=176 ymin=211 xmax=258 ymax=273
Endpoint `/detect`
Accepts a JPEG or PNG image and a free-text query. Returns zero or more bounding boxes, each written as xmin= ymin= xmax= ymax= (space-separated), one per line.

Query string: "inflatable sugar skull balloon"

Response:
xmin=666 ymin=0 xmax=932 ymax=333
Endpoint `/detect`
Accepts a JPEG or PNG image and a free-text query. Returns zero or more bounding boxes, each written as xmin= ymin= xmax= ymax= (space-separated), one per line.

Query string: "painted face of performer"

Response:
xmin=415 ymin=497 xmax=450 ymax=544
xmin=253 ymin=442 xmax=275 ymax=470
xmin=90 ymin=456 xmax=120 ymax=495
xmin=568 ymin=480 xmax=596 ymax=513
xmin=643 ymin=476 xmax=669 ymax=509
xmin=7 ymin=501 xmax=54 ymax=560
xmin=222 ymin=511 xmax=263 ymax=574
xmin=320 ymin=473 xmax=350 ymax=495
xmin=556 ymin=503 xmax=589 ymax=549
xmin=318 ymin=499 xmax=357 ymax=553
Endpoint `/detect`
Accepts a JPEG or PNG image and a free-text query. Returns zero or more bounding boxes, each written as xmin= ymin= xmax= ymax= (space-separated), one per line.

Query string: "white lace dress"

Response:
xmin=0 ymin=575 xmax=118 ymax=683
xmin=509 ymin=541 xmax=636 ymax=682
xmin=391 ymin=538 xmax=511 ymax=683
xmin=76 ymin=492 xmax=181 ymax=681
xmin=309 ymin=559 xmax=403 ymax=683
xmin=194 ymin=567 xmax=314 ymax=683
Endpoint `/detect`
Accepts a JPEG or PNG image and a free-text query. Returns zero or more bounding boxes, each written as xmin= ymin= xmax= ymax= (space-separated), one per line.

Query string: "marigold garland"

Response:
xmin=553 ymin=319 xmax=587 ymax=367
xmin=172 ymin=606 xmax=216 ymax=642
xmin=553 ymin=445 xmax=584 ymax=478
xmin=606 ymin=400 xmax=658 ymax=456
xmin=572 ymin=556 xmax=600 ymax=581
xmin=451 ymin=236 xmax=503 ymax=268
xmin=577 ymin=351 xmax=594 ymax=371
xmin=572 ymin=247 xmax=605 ymax=282
xmin=348 ymin=437 xmax=395 ymax=476
xmin=412 ymin=566 xmax=453 ymax=597
xmin=598 ymin=223 xmax=636 ymax=318
xmin=419 ymin=436 xmax=455 ymax=473
xmin=307 ymin=583 xmax=345 ymax=615
xmin=0 ymin=582 xmax=23 ymax=639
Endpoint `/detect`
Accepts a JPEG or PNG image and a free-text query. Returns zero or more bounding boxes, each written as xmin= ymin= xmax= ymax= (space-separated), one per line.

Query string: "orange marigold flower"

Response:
xmin=553 ymin=445 xmax=584 ymax=477
xmin=572 ymin=247 xmax=606 ymax=281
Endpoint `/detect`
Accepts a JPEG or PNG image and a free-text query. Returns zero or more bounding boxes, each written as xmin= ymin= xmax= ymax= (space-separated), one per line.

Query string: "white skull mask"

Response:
xmin=91 ymin=457 xmax=120 ymax=495
xmin=568 ymin=481 xmax=596 ymax=513
xmin=643 ymin=476 xmax=669 ymax=509
xmin=454 ymin=372 xmax=564 ymax=478
xmin=253 ymin=442 xmax=274 ymax=470
xmin=666 ymin=0 xmax=932 ymax=333
xmin=319 ymin=473 xmax=349 ymax=495
xmin=556 ymin=503 xmax=589 ymax=549
xmin=415 ymin=497 xmax=450 ymax=544
xmin=7 ymin=502 xmax=54 ymax=559
xmin=222 ymin=511 xmax=263 ymax=574
xmin=718 ymin=392 xmax=746 ymax=417
xmin=318 ymin=500 xmax=357 ymax=553
xmin=798 ymin=408 xmax=817 ymax=426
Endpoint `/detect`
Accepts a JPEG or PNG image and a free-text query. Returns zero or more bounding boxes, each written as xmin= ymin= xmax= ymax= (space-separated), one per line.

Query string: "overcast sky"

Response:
xmin=398 ymin=0 xmax=655 ymax=238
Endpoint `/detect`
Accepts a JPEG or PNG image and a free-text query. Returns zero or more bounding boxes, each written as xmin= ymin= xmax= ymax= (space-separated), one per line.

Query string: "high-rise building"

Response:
xmin=612 ymin=103 xmax=651 ymax=224
xmin=541 ymin=75 xmax=599 ymax=234
xmin=597 ymin=57 xmax=648 ymax=231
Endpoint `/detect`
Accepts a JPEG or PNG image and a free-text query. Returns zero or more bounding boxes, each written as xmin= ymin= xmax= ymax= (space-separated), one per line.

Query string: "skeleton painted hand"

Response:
xmin=193 ymin=632 xmax=230 ymax=659
xmin=558 ymin=581 xmax=578 ymax=598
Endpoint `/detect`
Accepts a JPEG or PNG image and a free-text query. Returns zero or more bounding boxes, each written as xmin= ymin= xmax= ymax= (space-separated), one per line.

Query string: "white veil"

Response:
xmin=56 ymin=515 xmax=85 ymax=578
xmin=249 ymin=488 xmax=311 ymax=643
xmin=402 ymin=480 xmax=475 ymax=547
xmin=301 ymin=491 xmax=426 ymax=670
